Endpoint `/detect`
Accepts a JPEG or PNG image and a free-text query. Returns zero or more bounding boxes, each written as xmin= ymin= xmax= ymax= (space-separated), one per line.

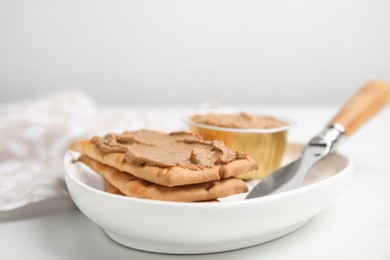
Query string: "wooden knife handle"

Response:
xmin=330 ymin=79 xmax=390 ymax=136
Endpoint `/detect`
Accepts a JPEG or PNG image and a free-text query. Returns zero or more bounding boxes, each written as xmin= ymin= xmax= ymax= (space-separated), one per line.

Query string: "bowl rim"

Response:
xmin=182 ymin=109 xmax=296 ymax=134
xmin=64 ymin=150 xmax=353 ymax=210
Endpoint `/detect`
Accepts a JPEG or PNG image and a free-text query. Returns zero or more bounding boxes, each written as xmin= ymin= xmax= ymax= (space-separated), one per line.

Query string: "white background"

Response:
xmin=1 ymin=0 xmax=390 ymax=105
xmin=1 ymin=2 xmax=390 ymax=257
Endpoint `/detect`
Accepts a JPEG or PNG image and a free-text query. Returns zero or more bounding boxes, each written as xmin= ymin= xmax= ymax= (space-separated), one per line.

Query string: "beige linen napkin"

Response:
xmin=0 ymin=92 xmax=156 ymax=211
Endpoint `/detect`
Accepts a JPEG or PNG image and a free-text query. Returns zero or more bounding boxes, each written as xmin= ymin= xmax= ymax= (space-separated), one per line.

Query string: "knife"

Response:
xmin=246 ymin=79 xmax=390 ymax=199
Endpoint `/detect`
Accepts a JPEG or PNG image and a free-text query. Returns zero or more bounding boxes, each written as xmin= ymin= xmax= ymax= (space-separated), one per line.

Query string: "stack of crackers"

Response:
xmin=70 ymin=130 xmax=258 ymax=202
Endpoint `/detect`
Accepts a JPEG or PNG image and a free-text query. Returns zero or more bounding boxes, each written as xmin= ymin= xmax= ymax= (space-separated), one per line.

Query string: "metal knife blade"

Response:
xmin=246 ymin=123 xmax=345 ymax=199
xmin=246 ymin=159 xmax=302 ymax=198
xmin=246 ymin=80 xmax=390 ymax=199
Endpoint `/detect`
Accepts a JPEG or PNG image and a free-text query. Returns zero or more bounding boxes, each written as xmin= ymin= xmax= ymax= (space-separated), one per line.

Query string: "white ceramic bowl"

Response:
xmin=64 ymin=143 xmax=353 ymax=254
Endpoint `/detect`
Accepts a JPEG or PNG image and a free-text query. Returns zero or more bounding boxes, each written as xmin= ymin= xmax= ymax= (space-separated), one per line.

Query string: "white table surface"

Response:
xmin=1 ymin=105 xmax=390 ymax=260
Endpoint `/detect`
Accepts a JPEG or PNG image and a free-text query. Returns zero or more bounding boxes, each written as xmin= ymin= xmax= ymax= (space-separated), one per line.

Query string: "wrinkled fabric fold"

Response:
xmin=0 ymin=92 xmax=156 ymax=211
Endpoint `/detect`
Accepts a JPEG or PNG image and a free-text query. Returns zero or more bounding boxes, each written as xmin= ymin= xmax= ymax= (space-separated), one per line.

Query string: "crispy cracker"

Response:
xmin=104 ymin=180 xmax=125 ymax=196
xmin=78 ymin=155 xmax=248 ymax=202
xmin=70 ymin=139 xmax=257 ymax=187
